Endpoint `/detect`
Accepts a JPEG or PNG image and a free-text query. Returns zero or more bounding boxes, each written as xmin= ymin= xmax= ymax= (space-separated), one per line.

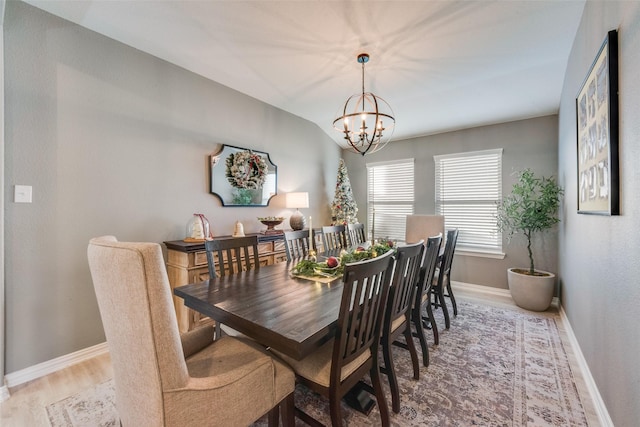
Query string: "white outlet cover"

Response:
xmin=15 ymin=185 xmax=32 ymax=203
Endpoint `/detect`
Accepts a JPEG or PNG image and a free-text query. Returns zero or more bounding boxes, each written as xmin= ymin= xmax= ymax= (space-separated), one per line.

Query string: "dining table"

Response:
xmin=174 ymin=258 xmax=346 ymax=361
xmin=173 ymin=250 xmax=381 ymax=414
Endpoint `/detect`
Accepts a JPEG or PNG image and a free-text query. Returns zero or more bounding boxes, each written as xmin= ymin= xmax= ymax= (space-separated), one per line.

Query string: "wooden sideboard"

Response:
xmin=164 ymin=233 xmax=287 ymax=332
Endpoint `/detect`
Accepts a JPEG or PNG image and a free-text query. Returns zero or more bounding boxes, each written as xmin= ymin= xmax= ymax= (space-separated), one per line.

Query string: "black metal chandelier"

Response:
xmin=333 ymin=53 xmax=395 ymax=156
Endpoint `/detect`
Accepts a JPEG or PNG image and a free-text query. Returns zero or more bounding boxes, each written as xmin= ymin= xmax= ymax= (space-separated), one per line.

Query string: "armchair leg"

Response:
xmin=280 ymin=392 xmax=295 ymax=427
xmin=267 ymin=404 xmax=279 ymax=427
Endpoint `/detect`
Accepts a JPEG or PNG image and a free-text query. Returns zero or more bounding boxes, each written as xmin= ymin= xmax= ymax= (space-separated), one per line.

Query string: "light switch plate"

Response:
xmin=15 ymin=185 xmax=32 ymax=203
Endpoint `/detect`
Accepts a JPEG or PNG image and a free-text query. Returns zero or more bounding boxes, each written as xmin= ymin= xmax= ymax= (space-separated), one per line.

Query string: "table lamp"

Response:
xmin=285 ymin=192 xmax=309 ymax=230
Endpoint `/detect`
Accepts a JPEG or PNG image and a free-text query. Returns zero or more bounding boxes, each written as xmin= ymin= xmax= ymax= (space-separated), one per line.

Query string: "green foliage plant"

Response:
xmin=496 ymin=169 xmax=563 ymax=276
xmin=232 ymin=188 xmax=253 ymax=205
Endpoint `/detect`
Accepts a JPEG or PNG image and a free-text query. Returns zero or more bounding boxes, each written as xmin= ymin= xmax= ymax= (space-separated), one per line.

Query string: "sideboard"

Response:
xmin=164 ymin=233 xmax=287 ymax=332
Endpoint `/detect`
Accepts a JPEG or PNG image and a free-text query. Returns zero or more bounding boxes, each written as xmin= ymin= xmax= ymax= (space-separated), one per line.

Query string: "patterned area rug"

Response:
xmin=46 ymin=300 xmax=588 ymax=426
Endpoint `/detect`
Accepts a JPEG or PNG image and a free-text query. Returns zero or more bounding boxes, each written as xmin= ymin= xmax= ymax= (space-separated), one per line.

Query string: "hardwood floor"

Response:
xmin=0 ymin=352 xmax=113 ymax=426
xmin=0 ymin=285 xmax=601 ymax=426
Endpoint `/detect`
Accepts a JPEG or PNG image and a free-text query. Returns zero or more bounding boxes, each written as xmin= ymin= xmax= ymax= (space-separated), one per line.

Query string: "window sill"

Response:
xmin=456 ymin=249 xmax=505 ymax=260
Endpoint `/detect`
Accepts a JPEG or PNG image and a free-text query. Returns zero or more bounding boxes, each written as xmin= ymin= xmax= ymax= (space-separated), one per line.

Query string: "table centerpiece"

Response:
xmin=291 ymin=241 xmax=395 ymax=282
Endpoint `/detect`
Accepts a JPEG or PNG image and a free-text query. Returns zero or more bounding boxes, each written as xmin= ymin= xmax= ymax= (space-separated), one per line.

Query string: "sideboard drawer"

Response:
xmin=194 ymin=251 xmax=208 ymax=266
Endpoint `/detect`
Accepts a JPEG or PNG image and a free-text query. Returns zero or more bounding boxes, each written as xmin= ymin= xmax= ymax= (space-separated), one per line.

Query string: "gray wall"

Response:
xmin=558 ymin=2 xmax=640 ymax=426
xmin=3 ymin=1 xmax=340 ymax=373
xmin=343 ymin=115 xmax=559 ymax=290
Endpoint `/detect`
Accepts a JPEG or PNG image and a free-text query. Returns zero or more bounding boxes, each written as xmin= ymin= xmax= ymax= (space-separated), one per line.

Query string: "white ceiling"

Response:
xmin=23 ymin=0 xmax=586 ymax=148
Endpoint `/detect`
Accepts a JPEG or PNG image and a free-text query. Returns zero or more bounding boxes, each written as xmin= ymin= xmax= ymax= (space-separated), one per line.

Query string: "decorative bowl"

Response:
xmin=257 ymin=217 xmax=285 ymax=230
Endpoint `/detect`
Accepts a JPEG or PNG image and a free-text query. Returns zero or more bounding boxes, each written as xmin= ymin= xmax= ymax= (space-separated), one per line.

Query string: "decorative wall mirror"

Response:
xmin=209 ymin=144 xmax=277 ymax=206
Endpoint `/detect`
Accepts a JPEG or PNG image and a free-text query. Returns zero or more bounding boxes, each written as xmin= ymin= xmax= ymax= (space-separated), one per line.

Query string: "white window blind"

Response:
xmin=434 ymin=149 xmax=503 ymax=253
xmin=367 ymin=159 xmax=414 ymax=241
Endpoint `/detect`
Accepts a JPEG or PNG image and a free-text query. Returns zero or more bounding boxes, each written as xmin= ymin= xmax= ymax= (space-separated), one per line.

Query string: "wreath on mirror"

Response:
xmin=225 ymin=150 xmax=268 ymax=189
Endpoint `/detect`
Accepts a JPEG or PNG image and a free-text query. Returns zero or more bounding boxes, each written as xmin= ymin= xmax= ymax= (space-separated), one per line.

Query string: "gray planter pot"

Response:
xmin=507 ymin=268 xmax=555 ymax=311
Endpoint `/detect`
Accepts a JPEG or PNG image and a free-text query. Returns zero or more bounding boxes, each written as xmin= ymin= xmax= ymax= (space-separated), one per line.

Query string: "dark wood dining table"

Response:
xmin=174 ymin=259 xmax=346 ymax=360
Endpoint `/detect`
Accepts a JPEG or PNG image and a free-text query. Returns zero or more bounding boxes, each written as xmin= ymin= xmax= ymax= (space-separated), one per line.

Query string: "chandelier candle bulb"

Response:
xmin=372 ymin=209 xmax=375 ymax=242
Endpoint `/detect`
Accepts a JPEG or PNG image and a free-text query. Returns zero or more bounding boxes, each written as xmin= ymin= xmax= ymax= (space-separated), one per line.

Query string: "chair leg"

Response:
xmin=370 ymin=364 xmax=390 ymax=427
xmin=413 ymin=310 xmax=430 ymax=367
xmin=404 ymin=326 xmax=420 ymax=380
xmin=267 ymin=404 xmax=279 ymax=427
xmin=280 ymin=392 xmax=295 ymax=427
xmin=329 ymin=388 xmax=342 ymax=427
xmin=446 ymin=277 xmax=458 ymax=317
xmin=382 ymin=337 xmax=400 ymax=413
xmin=424 ymin=300 xmax=439 ymax=345
xmin=437 ymin=283 xmax=450 ymax=329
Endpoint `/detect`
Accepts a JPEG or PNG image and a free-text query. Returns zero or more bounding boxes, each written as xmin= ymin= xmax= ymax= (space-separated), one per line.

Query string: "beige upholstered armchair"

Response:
xmin=87 ymin=236 xmax=294 ymax=426
xmin=405 ymin=214 xmax=445 ymax=244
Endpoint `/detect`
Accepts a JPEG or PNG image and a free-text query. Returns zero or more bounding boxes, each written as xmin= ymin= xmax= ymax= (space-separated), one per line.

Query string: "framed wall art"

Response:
xmin=576 ymin=29 xmax=619 ymax=215
xmin=209 ymin=144 xmax=277 ymax=207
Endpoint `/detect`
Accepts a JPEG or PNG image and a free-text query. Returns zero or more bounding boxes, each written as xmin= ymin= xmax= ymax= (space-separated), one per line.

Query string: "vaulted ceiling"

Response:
xmin=23 ymin=0 xmax=586 ymax=148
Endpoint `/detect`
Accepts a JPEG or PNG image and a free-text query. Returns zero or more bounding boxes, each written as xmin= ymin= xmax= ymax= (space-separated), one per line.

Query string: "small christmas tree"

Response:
xmin=331 ymin=159 xmax=358 ymax=225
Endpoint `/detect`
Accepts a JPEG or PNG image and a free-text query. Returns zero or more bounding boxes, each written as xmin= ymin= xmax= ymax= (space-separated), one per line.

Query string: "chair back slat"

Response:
xmin=332 ymin=250 xmax=394 ymax=383
xmin=417 ymin=235 xmax=443 ymax=304
xmin=347 ymin=223 xmax=367 ymax=246
xmin=284 ymin=230 xmax=312 ymax=261
xmin=322 ymin=225 xmax=348 ymax=251
xmin=386 ymin=241 xmax=424 ymax=330
xmin=205 ymin=236 xmax=260 ymax=278
xmin=437 ymin=229 xmax=459 ymax=284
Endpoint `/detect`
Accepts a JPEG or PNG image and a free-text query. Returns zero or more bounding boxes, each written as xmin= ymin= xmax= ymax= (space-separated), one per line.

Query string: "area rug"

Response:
xmin=47 ymin=300 xmax=589 ymax=426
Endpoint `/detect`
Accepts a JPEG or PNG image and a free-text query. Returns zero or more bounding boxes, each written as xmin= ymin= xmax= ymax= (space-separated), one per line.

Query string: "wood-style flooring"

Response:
xmin=0 ymin=285 xmax=601 ymax=426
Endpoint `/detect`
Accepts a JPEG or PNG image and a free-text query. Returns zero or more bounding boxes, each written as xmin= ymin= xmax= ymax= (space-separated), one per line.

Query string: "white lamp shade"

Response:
xmin=285 ymin=192 xmax=309 ymax=209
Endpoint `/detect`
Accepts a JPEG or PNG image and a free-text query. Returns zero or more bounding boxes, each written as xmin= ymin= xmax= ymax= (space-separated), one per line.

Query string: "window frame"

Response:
xmin=366 ymin=158 xmax=415 ymax=242
xmin=434 ymin=148 xmax=504 ymax=257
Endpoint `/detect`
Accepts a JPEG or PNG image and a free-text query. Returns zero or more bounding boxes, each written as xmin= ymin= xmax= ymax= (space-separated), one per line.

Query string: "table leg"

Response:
xmin=344 ymin=381 xmax=376 ymax=415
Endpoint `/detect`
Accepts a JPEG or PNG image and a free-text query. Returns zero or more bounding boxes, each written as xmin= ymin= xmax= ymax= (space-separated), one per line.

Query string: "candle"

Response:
xmin=371 ymin=209 xmax=375 ymax=243
xmin=308 ymin=216 xmax=312 ymax=247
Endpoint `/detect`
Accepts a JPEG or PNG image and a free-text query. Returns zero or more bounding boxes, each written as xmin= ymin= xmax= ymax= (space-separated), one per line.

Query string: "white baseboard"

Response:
xmin=559 ymin=306 xmax=614 ymax=427
xmin=450 ymin=280 xmax=560 ymax=308
xmin=0 ymin=384 xmax=10 ymax=402
xmin=3 ymin=342 xmax=109 ymax=390
xmin=451 ymin=280 xmax=511 ymax=297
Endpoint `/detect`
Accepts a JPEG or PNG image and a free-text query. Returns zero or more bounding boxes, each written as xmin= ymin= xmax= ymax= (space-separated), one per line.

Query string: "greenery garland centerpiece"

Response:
xmin=225 ymin=150 xmax=268 ymax=189
xmin=291 ymin=241 xmax=395 ymax=279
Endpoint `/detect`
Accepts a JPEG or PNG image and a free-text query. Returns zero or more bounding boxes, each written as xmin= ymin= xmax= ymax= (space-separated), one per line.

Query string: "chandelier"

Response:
xmin=333 ymin=53 xmax=395 ymax=156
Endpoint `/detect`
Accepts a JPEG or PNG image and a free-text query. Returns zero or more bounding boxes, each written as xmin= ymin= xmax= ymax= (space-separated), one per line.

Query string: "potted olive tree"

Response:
xmin=497 ymin=169 xmax=563 ymax=311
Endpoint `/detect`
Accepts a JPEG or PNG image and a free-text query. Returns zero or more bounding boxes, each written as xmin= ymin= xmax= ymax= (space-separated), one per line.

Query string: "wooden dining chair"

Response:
xmin=380 ymin=240 xmax=424 ymax=413
xmin=312 ymin=228 xmax=324 ymax=252
xmin=405 ymin=214 xmax=444 ymax=244
xmin=431 ymin=228 xmax=459 ymax=329
xmin=204 ymin=235 xmax=260 ymax=278
xmin=283 ymin=229 xmax=313 ymax=261
xmin=87 ymin=236 xmax=295 ymax=427
xmin=273 ymin=249 xmax=395 ymax=427
xmin=410 ymin=234 xmax=442 ymax=367
xmin=205 ymin=235 xmax=260 ymax=338
xmin=347 ymin=222 xmax=367 ymax=246
xmin=321 ymin=225 xmax=349 ymax=251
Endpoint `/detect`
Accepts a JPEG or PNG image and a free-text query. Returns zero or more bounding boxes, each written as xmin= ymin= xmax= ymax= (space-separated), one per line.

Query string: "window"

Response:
xmin=367 ymin=159 xmax=414 ymax=241
xmin=434 ymin=149 xmax=503 ymax=254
